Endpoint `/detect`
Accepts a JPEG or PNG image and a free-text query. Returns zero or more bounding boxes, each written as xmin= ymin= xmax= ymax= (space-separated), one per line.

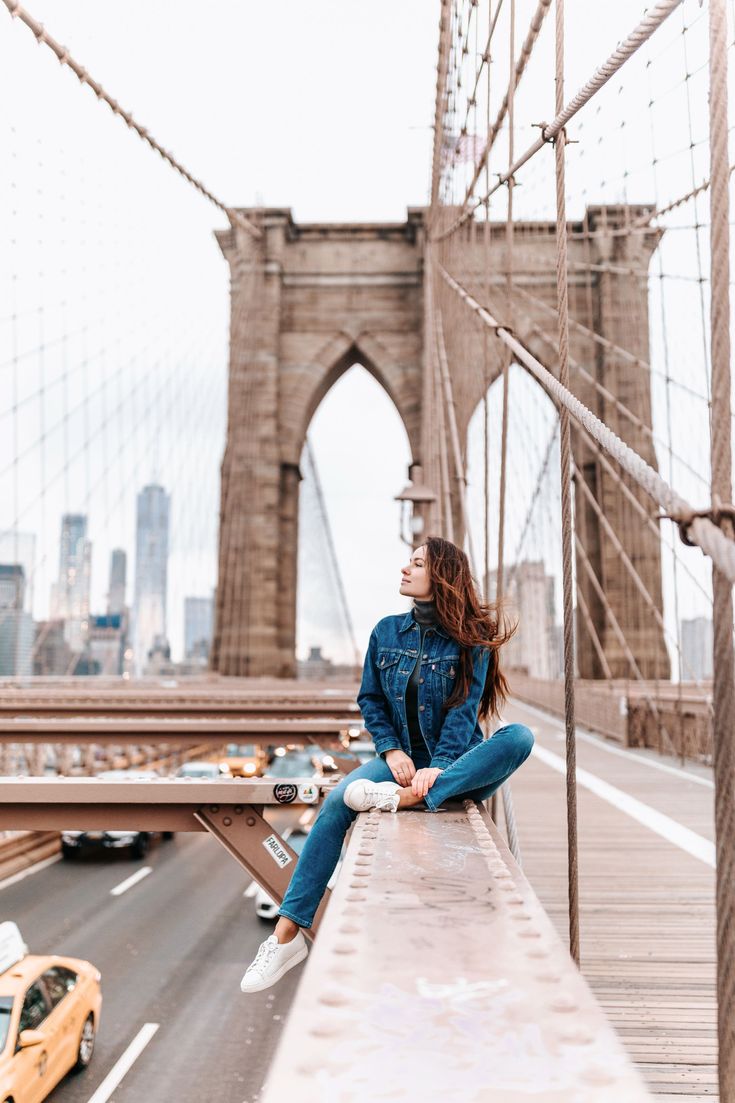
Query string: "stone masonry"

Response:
xmin=211 ymin=206 xmax=669 ymax=680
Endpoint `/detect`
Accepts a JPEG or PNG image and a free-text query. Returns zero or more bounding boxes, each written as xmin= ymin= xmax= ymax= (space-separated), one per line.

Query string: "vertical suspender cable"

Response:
xmin=554 ymin=0 xmax=580 ymax=966
xmin=707 ymin=1 xmax=735 ymax=1095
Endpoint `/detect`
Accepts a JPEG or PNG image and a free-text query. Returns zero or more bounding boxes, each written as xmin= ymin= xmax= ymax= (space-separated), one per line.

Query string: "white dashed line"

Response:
xmin=86 ymin=1022 xmax=160 ymax=1103
xmin=531 ymin=743 xmax=716 ymax=868
xmin=110 ymin=866 xmax=152 ymax=896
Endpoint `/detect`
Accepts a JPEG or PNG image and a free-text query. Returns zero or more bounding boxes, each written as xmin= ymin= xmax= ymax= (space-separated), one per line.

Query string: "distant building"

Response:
xmin=51 ymin=513 xmax=91 ymax=654
xmin=680 ymin=616 xmax=713 ymax=681
xmin=33 ymin=619 xmax=73 ymax=676
xmin=296 ymin=645 xmax=360 ymax=681
xmin=0 ymin=565 xmax=33 ymax=676
xmin=497 ymin=561 xmax=558 ymax=680
xmin=107 ymin=549 xmax=127 ymax=616
xmin=184 ymin=596 xmax=213 ymax=661
xmin=133 ymin=485 xmax=170 ymax=673
xmin=88 ymin=613 xmax=126 ymax=676
xmin=0 ymin=533 xmax=36 ymax=612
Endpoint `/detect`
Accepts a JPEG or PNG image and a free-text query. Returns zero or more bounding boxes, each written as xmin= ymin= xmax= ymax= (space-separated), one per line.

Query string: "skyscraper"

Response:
xmin=0 ymin=532 xmax=36 ymax=613
xmin=51 ymin=513 xmax=91 ymax=654
xmin=107 ymin=548 xmax=127 ymax=615
xmin=680 ymin=616 xmax=713 ymax=681
xmin=496 ymin=560 xmax=558 ymax=680
xmin=184 ymin=595 xmax=213 ymax=661
xmin=133 ymin=485 xmax=170 ymax=672
xmin=0 ymin=565 xmax=33 ymax=676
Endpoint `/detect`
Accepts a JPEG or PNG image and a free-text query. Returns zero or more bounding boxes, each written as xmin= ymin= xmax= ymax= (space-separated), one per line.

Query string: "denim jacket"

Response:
xmin=356 ymin=609 xmax=490 ymax=770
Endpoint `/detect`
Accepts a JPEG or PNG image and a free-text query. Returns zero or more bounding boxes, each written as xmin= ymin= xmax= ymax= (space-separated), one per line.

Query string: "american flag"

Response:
xmin=441 ymin=131 xmax=486 ymax=167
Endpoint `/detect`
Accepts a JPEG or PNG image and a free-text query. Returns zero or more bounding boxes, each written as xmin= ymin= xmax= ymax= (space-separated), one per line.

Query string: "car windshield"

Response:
xmin=266 ymin=756 xmax=314 ymax=778
xmin=0 ymin=997 xmax=13 ymax=1051
xmin=225 ymin=744 xmax=255 ymax=756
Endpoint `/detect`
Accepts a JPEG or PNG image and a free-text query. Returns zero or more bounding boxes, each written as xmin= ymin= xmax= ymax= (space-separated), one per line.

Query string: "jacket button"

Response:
xmin=419 ymin=705 xmax=425 ymax=712
xmin=419 ymin=678 xmax=424 ymax=684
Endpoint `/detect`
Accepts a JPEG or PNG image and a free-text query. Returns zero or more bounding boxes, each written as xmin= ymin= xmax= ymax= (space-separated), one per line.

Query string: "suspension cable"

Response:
xmin=1 ymin=0 xmax=261 ymax=240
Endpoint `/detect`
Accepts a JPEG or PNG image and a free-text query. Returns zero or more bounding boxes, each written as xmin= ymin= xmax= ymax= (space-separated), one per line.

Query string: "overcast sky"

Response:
xmin=0 ymin=1 xmax=724 ymax=667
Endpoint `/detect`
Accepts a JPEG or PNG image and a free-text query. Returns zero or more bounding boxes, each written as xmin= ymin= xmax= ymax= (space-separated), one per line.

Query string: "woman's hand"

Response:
xmin=411 ymin=767 xmax=443 ymax=799
xmin=384 ymin=749 xmax=416 ymax=787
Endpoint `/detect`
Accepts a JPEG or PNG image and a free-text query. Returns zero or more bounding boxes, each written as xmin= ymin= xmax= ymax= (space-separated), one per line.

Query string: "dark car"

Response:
xmin=61 ymin=769 xmax=174 ymax=860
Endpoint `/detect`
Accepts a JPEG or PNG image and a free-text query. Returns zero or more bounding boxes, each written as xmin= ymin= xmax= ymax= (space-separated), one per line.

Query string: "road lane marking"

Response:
xmin=512 ymin=699 xmax=714 ymax=788
xmin=86 ymin=1022 xmax=159 ymax=1103
xmin=531 ymin=743 xmax=716 ymax=868
xmin=110 ymin=866 xmax=152 ymax=896
xmin=0 ymin=854 xmax=61 ymax=893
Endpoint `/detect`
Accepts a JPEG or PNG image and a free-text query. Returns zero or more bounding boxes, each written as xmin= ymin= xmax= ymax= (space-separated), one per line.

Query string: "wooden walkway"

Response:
xmin=506 ymin=700 xmax=718 ymax=1100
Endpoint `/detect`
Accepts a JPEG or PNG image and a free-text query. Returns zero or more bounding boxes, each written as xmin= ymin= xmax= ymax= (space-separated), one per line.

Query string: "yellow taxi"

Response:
xmin=217 ymin=742 xmax=267 ymax=778
xmin=0 ymin=922 xmax=102 ymax=1103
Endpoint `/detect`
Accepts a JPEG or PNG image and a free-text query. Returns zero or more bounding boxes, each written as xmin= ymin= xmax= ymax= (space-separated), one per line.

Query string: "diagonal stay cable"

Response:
xmin=2 ymin=0 xmax=260 ymax=240
xmin=436 ymin=0 xmax=685 ymax=240
xmin=439 ymin=263 xmax=735 ymax=585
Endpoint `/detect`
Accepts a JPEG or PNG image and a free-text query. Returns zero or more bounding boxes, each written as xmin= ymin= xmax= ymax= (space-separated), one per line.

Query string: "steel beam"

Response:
xmin=261 ymin=799 xmax=652 ymax=1101
xmin=0 ymin=777 xmax=335 ymax=940
xmin=0 ymin=718 xmax=364 ymax=744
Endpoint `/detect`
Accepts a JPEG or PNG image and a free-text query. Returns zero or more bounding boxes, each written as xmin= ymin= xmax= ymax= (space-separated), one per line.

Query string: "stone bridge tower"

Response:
xmin=211 ymin=206 xmax=669 ymax=681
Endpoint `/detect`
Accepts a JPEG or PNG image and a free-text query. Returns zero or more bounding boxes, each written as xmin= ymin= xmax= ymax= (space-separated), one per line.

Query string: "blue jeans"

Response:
xmin=277 ymin=722 xmax=534 ymax=929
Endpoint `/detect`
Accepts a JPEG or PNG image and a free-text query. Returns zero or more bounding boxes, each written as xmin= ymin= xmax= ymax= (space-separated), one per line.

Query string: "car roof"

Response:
xmin=0 ymin=954 xmax=91 ymax=997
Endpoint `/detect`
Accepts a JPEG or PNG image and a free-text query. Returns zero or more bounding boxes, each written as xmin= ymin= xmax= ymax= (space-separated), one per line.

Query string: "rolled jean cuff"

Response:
xmin=276 ymin=906 xmax=313 ymax=930
xmin=423 ymin=791 xmax=440 ymax=813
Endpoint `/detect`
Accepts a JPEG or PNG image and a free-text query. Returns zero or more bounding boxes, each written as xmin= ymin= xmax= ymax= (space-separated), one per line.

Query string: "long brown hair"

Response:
xmin=424 ymin=535 xmax=514 ymax=720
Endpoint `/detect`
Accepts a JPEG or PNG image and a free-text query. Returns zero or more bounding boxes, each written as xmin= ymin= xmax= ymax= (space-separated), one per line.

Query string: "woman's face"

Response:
xmin=399 ymin=544 xmax=432 ymax=600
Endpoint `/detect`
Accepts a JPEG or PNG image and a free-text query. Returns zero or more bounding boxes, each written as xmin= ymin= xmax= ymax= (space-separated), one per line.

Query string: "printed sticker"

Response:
xmin=297 ymin=782 xmax=319 ymax=804
xmin=273 ymin=783 xmax=297 ymax=804
xmin=262 ymin=834 xmax=293 ymax=869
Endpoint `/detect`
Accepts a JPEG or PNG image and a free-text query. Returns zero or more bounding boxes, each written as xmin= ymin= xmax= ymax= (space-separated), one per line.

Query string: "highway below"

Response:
xmin=2 ymin=817 xmax=307 ymax=1103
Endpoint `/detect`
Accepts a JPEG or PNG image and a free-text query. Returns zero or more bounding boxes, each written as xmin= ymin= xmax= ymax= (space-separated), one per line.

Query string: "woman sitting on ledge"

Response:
xmin=240 ymin=535 xmax=534 ymax=993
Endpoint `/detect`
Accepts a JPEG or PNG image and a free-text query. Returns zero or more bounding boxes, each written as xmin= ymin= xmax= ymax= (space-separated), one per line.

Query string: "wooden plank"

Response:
xmin=508 ymin=701 xmax=718 ymax=1099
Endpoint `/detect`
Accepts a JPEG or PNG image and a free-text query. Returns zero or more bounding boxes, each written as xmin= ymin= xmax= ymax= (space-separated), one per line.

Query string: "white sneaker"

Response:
xmin=240 ymin=930 xmax=308 ymax=993
xmin=343 ymin=778 xmax=400 ymax=813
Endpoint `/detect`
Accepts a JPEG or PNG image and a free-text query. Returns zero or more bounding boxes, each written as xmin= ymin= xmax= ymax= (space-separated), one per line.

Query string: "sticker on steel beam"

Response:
xmin=273 ymin=783 xmax=297 ymax=804
xmin=297 ymin=782 xmax=319 ymax=804
xmin=262 ymin=834 xmax=293 ymax=868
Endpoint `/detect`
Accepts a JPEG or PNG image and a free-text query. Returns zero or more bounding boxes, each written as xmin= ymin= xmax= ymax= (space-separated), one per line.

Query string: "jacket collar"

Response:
xmin=398 ymin=608 xmax=450 ymax=639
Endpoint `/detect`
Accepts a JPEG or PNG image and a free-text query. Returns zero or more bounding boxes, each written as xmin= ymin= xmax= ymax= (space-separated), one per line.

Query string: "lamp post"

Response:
xmin=394 ymin=464 xmax=437 ymax=548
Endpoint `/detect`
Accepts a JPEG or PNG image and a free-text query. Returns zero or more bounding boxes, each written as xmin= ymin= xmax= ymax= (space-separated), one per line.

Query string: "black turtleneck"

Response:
xmin=404 ymin=598 xmax=438 ymax=764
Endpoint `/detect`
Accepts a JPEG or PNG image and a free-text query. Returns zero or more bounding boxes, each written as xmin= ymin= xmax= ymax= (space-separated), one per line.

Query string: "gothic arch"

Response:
xmin=282 ymin=330 xmax=420 ymax=470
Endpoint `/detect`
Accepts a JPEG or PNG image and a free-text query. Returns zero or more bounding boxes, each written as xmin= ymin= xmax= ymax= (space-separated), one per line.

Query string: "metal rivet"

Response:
xmin=246 ymin=816 xmax=256 ymax=827
xmin=234 ymin=805 xmax=244 ymax=814
xmin=209 ymin=805 xmax=220 ymax=813
xmin=223 ymin=816 xmax=232 ymax=827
